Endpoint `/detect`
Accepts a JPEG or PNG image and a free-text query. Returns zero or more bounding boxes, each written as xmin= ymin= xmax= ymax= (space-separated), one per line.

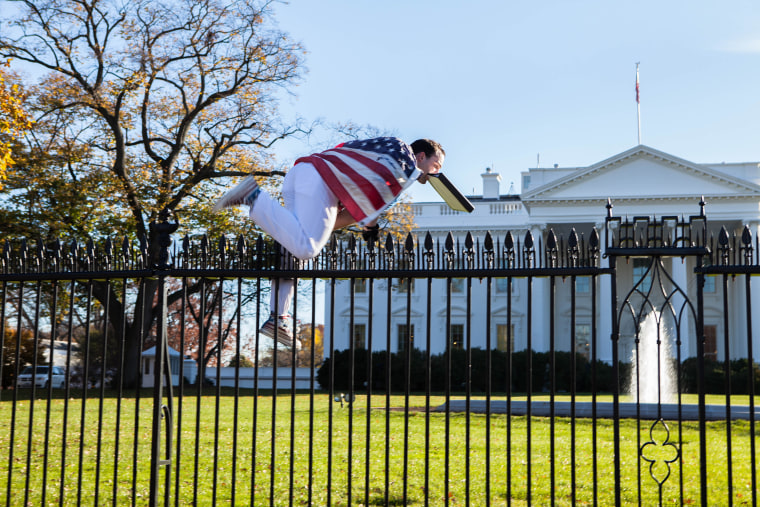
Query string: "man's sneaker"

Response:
xmin=260 ymin=314 xmax=301 ymax=350
xmin=213 ymin=175 xmax=261 ymax=211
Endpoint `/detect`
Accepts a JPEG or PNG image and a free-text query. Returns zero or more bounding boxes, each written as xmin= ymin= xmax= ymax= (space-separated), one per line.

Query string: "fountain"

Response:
xmin=628 ymin=311 xmax=677 ymax=404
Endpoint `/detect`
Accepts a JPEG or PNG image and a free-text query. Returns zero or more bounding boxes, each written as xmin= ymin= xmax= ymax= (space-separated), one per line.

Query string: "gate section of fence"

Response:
xmin=0 ymin=202 xmax=758 ymax=506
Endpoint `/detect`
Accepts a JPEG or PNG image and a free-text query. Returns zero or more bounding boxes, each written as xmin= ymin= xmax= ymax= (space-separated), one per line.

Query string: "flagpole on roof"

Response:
xmin=636 ymin=62 xmax=641 ymax=145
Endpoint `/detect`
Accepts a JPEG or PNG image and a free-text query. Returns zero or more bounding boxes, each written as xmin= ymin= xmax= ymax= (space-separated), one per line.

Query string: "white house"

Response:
xmin=324 ymin=145 xmax=760 ymax=364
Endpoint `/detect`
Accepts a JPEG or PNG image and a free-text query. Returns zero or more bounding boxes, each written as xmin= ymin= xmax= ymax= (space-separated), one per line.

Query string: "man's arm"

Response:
xmin=333 ymin=209 xmax=378 ymax=230
xmin=333 ymin=209 xmax=356 ymax=230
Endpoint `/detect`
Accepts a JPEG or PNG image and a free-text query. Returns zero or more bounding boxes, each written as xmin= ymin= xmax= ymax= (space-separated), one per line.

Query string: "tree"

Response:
xmin=228 ymin=354 xmax=254 ymax=368
xmin=2 ymin=328 xmax=45 ymax=388
xmin=0 ymin=62 xmax=31 ymax=188
xmin=0 ymin=0 xmax=304 ymax=386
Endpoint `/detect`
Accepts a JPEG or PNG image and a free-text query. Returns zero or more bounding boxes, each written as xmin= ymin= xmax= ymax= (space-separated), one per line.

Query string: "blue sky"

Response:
xmin=270 ymin=0 xmax=760 ymax=203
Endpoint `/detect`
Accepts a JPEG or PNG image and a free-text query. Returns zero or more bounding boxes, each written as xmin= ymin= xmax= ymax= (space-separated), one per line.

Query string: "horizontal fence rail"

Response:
xmin=0 ymin=203 xmax=759 ymax=506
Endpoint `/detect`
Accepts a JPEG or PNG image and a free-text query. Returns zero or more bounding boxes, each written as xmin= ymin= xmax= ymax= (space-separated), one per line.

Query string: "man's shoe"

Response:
xmin=213 ymin=176 xmax=260 ymax=211
xmin=260 ymin=314 xmax=301 ymax=350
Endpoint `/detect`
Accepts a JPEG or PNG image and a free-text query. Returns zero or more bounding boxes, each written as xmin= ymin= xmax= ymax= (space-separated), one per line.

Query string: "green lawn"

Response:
xmin=1 ymin=391 xmax=758 ymax=505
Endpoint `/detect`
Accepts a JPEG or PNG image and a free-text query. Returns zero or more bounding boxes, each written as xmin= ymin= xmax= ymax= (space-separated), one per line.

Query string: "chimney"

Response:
xmin=481 ymin=167 xmax=501 ymax=199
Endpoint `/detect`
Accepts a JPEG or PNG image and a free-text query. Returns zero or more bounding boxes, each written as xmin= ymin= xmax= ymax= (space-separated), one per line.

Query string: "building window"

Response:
xmin=354 ymin=278 xmax=367 ymax=294
xmin=398 ymin=324 xmax=414 ymax=352
xmin=632 ymin=258 xmax=653 ymax=293
xmin=450 ymin=324 xmax=464 ymax=350
xmin=704 ymin=325 xmax=717 ymax=361
xmin=495 ymin=278 xmax=510 ymax=293
xmin=396 ymin=278 xmax=415 ymax=294
xmin=451 ymin=278 xmax=465 ymax=293
xmin=576 ymin=324 xmax=591 ymax=360
xmin=522 ymin=174 xmax=531 ymax=191
xmin=496 ymin=324 xmax=514 ymax=352
xmin=703 ymin=275 xmax=716 ymax=293
xmin=576 ymin=276 xmax=590 ymax=293
xmin=352 ymin=323 xmax=366 ymax=349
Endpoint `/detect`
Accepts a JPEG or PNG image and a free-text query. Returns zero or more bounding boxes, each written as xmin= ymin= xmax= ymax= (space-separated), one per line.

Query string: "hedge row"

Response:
xmin=317 ymin=348 xmax=760 ymax=395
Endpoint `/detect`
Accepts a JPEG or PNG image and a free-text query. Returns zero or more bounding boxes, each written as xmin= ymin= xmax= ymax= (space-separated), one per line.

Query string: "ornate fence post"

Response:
xmin=149 ymin=210 xmax=179 ymax=507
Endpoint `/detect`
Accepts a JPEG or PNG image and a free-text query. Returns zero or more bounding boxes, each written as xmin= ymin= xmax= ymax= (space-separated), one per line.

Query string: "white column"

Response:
xmin=530 ymin=224 xmax=550 ymax=353
xmin=597 ymin=221 xmax=614 ymax=363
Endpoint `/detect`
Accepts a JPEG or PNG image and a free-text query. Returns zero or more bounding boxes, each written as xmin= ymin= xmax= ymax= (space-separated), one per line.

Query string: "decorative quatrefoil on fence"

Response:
xmin=640 ymin=418 xmax=680 ymax=485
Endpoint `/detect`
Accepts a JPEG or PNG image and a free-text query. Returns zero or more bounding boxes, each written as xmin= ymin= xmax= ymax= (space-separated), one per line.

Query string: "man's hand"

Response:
xmin=362 ymin=224 xmax=380 ymax=243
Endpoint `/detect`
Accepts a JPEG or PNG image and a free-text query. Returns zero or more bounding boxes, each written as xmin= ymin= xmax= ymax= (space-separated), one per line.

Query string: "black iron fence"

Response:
xmin=0 ymin=202 xmax=758 ymax=506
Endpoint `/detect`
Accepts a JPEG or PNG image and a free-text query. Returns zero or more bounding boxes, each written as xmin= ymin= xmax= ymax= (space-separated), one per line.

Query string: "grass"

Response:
xmin=0 ymin=390 xmax=759 ymax=505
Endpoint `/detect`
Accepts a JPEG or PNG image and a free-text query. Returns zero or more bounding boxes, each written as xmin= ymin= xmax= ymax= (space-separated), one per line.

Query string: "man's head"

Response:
xmin=410 ymin=139 xmax=445 ymax=184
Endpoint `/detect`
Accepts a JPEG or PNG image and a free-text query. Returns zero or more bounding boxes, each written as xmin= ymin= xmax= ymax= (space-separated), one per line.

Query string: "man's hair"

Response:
xmin=411 ymin=139 xmax=445 ymax=158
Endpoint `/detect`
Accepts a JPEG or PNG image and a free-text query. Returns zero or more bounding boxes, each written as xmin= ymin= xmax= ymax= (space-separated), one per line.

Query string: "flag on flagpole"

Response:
xmin=635 ymin=64 xmax=640 ymax=103
xmin=635 ymin=62 xmax=641 ymax=145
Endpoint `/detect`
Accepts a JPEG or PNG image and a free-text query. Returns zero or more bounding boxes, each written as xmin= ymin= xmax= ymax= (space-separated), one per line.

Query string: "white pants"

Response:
xmin=249 ymin=162 xmax=339 ymax=314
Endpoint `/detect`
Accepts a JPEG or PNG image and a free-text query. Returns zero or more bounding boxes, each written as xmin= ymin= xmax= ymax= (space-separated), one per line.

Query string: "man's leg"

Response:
xmin=249 ymin=162 xmax=339 ymax=259
xmin=253 ymin=162 xmax=339 ymax=347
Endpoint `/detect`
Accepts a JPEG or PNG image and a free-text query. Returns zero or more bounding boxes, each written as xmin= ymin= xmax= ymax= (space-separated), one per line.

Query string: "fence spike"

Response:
xmin=87 ymin=238 xmax=95 ymax=265
xmin=424 ymin=232 xmax=434 ymax=252
xmin=484 ymin=231 xmax=494 ymax=252
xmin=546 ymin=229 xmax=557 ymax=251
xmin=524 ymin=230 xmax=534 ymax=250
xmin=385 ymin=233 xmax=395 ymax=253
xmin=568 ymin=228 xmax=578 ymax=249
xmin=742 ymin=225 xmax=752 ymax=246
xmin=122 ymin=237 xmax=131 ymax=265
xmin=445 ymin=232 xmax=454 ymax=252
xmin=505 ymin=231 xmax=514 ymax=252
xmin=404 ymin=233 xmax=415 ymax=253
xmin=718 ymin=226 xmax=729 ymax=247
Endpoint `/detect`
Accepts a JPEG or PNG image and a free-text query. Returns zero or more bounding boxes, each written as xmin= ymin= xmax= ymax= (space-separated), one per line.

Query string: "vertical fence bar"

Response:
xmin=174 ymin=276 xmax=188 ymax=507
xmin=609 ymin=255 xmax=622 ymax=507
xmin=308 ymin=277 xmax=317 ymax=507
xmin=570 ymin=275 xmax=577 ymax=506
xmin=525 ymin=227 xmax=536 ymax=505
xmin=744 ymin=269 xmax=757 ymax=507
xmin=63 ymin=280 xmax=77 ymax=506
xmin=327 ymin=277 xmax=336 ymax=506
xmin=6 ymin=281 xmax=22 ymax=507
xmin=95 ymin=280 xmax=110 ymax=506
xmin=270 ymin=277 xmax=280 ymax=504
xmin=696 ymin=252 xmax=708 ymax=507
xmin=424 ymin=272 xmax=432 ymax=507
xmin=24 ymin=280 xmax=42 ymax=507
xmin=403 ymin=274 xmax=412 ymax=505
xmin=364 ymin=275 xmax=375 ymax=507
xmin=149 ymin=273 xmax=169 ymax=506
xmin=591 ymin=273 xmax=599 ymax=506
xmin=348 ymin=276 xmax=356 ymax=506
xmin=485 ymin=274 xmax=492 ymax=506
xmin=549 ymin=274 xmax=556 ymax=506
xmin=251 ymin=272 xmax=263 ymax=507
xmin=721 ymin=272 xmax=733 ymax=506
xmin=231 ymin=277 xmax=242 ymax=507
xmin=40 ymin=280 xmax=58 ymax=507
xmin=79 ymin=280 xmax=95 ymax=507
xmin=444 ymin=275 xmax=452 ymax=506
xmin=506 ymin=276 xmax=513 ymax=506
xmin=384 ymin=274 xmax=392 ymax=506
xmin=213 ymin=276 xmax=223 ymax=506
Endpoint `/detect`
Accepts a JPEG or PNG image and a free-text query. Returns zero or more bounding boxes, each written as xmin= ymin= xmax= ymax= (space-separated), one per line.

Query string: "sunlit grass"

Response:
xmin=0 ymin=390 xmax=758 ymax=505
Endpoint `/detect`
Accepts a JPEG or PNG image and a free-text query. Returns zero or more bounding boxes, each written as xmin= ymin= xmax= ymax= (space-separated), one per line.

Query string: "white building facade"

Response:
xmin=324 ymin=145 xmax=760 ymax=364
